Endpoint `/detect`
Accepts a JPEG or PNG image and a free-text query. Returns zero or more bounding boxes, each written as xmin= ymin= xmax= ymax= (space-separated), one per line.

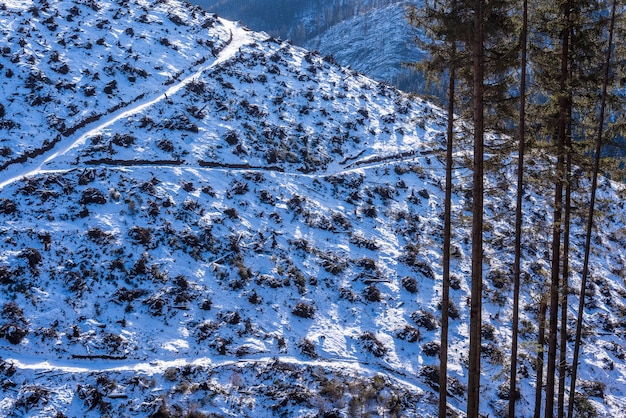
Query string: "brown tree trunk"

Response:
xmin=439 ymin=47 xmax=456 ymax=418
xmin=567 ymin=1 xmax=617 ymax=417
xmin=557 ymin=111 xmax=572 ymax=418
xmin=508 ymin=1 xmax=528 ymax=416
xmin=535 ymin=296 xmax=548 ymax=418
xmin=545 ymin=2 xmax=570 ymax=416
xmin=467 ymin=0 xmax=484 ymax=416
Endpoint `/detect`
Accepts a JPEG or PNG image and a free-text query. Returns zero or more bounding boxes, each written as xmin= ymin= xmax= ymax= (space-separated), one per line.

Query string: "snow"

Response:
xmin=0 ymin=0 xmax=625 ymax=417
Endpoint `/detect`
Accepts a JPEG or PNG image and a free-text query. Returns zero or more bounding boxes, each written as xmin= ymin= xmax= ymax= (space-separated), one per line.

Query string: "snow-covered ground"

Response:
xmin=0 ymin=1 xmax=625 ymax=417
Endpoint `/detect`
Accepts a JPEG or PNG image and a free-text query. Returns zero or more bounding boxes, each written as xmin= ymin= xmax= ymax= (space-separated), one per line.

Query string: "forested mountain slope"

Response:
xmin=0 ymin=0 xmax=625 ymax=417
xmin=192 ymin=0 xmax=425 ymax=92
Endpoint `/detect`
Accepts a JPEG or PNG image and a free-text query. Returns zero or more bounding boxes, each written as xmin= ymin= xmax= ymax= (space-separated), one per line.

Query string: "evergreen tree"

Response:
xmin=529 ymin=1 xmax=625 ymax=414
xmin=467 ymin=1 xmax=485 ymax=414
xmin=544 ymin=2 xmax=571 ymax=414
xmin=508 ymin=1 xmax=528 ymax=416
xmin=408 ymin=2 xmax=518 ymax=415
xmin=406 ymin=3 xmax=469 ymax=416
xmin=568 ymin=1 xmax=619 ymax=417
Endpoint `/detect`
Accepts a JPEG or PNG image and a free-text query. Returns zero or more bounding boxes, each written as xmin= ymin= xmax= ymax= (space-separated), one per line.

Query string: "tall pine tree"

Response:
xmin=508 ymin=0 xmax=528 ymax=416
xmin=406 ymin=3 xmax=469 ymax=415
xmin=568 ymin=1 xmax=620 ymax=416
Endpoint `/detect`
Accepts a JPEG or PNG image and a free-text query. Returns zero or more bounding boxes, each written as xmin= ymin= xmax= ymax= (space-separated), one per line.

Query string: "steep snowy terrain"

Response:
xmin=0 ymin=1 xmax=625 ymax=417
xmin=304 ymin=2 xmax=425 ymax=92
xmin=193 ymin=0 xmax=425 ymax=92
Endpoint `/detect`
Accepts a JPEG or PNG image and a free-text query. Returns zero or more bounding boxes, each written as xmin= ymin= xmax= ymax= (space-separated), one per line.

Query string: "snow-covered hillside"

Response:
xmin=193 ymin=0 xmax=425 ymax=92
xmin=0 ymin=1 xmax=625 ymax=417
xmin=304 ymin=2 xmax=425 ymax=91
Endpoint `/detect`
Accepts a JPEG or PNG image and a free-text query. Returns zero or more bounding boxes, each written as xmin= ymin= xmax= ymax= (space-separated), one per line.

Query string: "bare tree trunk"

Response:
xmin=508 ymin=1 xmax=528 ymax=416
xmin=545 ymin=2 xmax=570 ymax=416
xmin=535 ymin=296 xmax=548 ymax=418
xmin=567 ymin=1 xmax=617 ymax=417
xmin=467 ymin=0 xmax=484 ymax=415
xmin=557 ymin=110 xmax=573 ymax=418
xmin=439 ymin=46 xmax=456 ymax=418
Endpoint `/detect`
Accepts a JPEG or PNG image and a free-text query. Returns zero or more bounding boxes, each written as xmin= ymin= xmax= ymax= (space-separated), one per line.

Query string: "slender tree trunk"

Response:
xmin=467 ymin=0 xmax=485 ymax=416
xmin=545 ymin=2 xmax=570 ymax=416
xmin=439 ymin=46 xmax=456 ymax=418
xmin=567 ymin=1 xmax=617 ymax=417
xmin=508 ymin=1 xmax=528 ymax=416
xmin=535 ymin=296 xmax=548 ymax=418
xmin=557 ymin=111 xmax=573 ymax=418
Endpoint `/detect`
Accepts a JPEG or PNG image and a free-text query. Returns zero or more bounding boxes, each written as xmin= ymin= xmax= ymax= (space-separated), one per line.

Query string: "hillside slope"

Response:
xmin=0 ymin=1 xmax=625 ymax=417
xmin=192 ymin=0 xmax=424 ymax=92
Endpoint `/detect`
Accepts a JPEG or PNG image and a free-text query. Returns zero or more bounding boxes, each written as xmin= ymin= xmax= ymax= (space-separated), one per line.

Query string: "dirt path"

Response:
xmin=0 ymin=19 xmax=250 ymax=190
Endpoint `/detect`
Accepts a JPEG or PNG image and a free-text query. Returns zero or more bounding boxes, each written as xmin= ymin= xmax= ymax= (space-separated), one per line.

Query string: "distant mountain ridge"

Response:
xmin=192 ymin=0 xmax=426 ymax=92
xmin=0 ymin=1 xmax=625 ymax=417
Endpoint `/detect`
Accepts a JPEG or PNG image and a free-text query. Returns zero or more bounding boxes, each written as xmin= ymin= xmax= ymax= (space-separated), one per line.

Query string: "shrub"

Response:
xmin=157 ymin=138 xmax=174 ymax=152
xmin=419 ymin=365 xmax=440 ymax=389
xmin=363 ymin=204 xmax=377 ymax=218
xmin=128 ymin=226 xmax=152 ymax=245
xmin=339 ymin=287 xmax=360 ymax=302
xmin=230 ymin=180 xmax=249 ymax=195
xmin=580 ymin=380 xmax=606 ymax=398
xmin=350 ymin=234 xmax=379 ymax=250
xmin=219 ymin=311 xmax=241 ymax=325
xmin=411 ymin=310 xmax=439 ymax=331
xmin=363 ymin=285 xmax=381 ymax=302
xmin=84 ymin=85 xmax=96 ymax=96
xmin=259 ymin=189 xmax=275 ymax=205
xmin=2 ymin=301 xmax=25 ymax=323
xmin=248 ymin=290 xmax=262 ymax=304
xmin=488 ymin=269 xmax=509 ymax=289
xmin=78 ymin=169 xmax=95 ymax=185
xmin=186 ymin=79 xmax=206 ymax=95
xmin=401 ymin=276 xmax=418 ymax=293
xmin=415 ymin=262 xmax=434 ymax=279
xmin=292 ymin=302 xmax=315 ymax=319
xmin=19 ymin=247 xmax=42 ymax=271
xmin=111 ymin=133 xmax=135 ymax=147
xmin=438 ymin=300 xmax=460 ymax=320
xmin=15 ymin=385 xmax=50 ymax=410
xmin=223 ymin=207 xmax=239 ymax=219
xmin=0 ymin=323 xmax=28 ymax=344
xmin=181 ymin=181 xmax=194 ymax=192
xmin=422 ymin=341 xmax=440 ymax=357
xmin=321 ymin=254 xmax=347 ymax=275
xmin=80 ymin=188 xmax=107 ymax=204
xmin=0 ymin=198 xmax=17 ymax=214
xmin=497 ymin=382 xmax=520 ymax=400
xmin=298 ymin=338 xmax=318 ymax=358
xmin=103 ymin=80 xmax=117 ymax=94
xmin=450 ymin=275 xmax=462 ymax=290
xmin=224 ymin=130 xmax=238 ymax=146
xmin=86 ymin=228 xmax=112 ymax=244
xmin=572 ymin=393 xmax=599 ymax=417
xmin=482 ymin=343 xmax=504 ymax=365
xmin=482 ymin=323 xmax=496 ymax=341
xmin=359 ymin=332 xmax=387 ymax=357
xmin=288 ymin=266 xmax=307 ymax=294
xmin=357 ymin=257 xmax=377 ymax=271
xmin=395 ymin=325 xmax=420 ymax=342
xmin=0 ymin=266 xmax=14 ymax=285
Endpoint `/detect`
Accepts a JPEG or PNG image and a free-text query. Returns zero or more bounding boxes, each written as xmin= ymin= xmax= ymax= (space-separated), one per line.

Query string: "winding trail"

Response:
xmin=2 ymin=352 xmax=425 ymax=394
xmin=1 ymin=352 xmax=467 ymax=415
xmin=0 ymin=19 xmax=251 ymax=190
